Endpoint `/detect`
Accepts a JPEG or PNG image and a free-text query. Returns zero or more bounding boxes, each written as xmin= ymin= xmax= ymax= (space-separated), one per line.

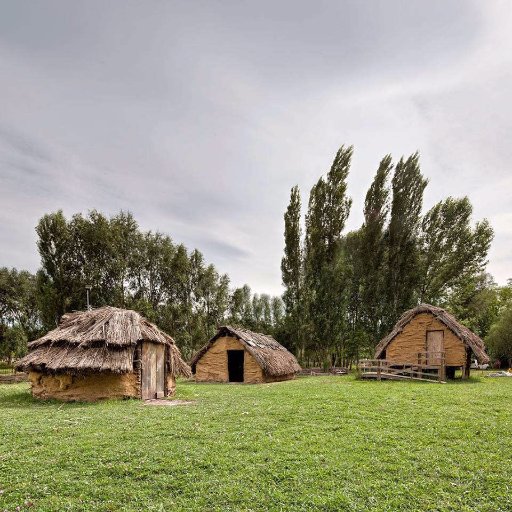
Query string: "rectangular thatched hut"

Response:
xmin=16 ymin=306 xmax=191 ymax=401
xmin=375 ymin=304 xmax=489 ymax=379
xmin=191 ymin=326 xmax=301 ymax=383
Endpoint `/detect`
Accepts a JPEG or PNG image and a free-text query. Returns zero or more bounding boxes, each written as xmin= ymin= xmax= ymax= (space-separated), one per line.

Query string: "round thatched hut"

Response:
xmin=375 ymin=304 xmax=489 ymax=378
xmin=191 ymin=325 xmax=301 ymax=383
xmin=16 ymin=306 xmax=191 ymax=401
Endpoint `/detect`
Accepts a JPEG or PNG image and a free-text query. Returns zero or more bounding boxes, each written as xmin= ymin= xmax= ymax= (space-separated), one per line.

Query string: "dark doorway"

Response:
xmin=227 ymin=350 xmax=244 ymax=382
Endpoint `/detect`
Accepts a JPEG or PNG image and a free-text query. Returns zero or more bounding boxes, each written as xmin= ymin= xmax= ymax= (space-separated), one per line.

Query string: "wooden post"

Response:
xmin=464 ymin=349 xmax=472 ymax=379
xmin=377 ymin=359 xmax=382 ymax=381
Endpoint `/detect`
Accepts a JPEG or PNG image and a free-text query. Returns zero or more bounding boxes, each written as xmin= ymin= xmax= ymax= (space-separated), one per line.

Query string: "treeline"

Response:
xmin=280 ymin=145 xmax=511 ymax=366
xmin=0 ymin=211 xmax=284 ymax=361
xmin=2 ymin=145 xmax=512 ymax=368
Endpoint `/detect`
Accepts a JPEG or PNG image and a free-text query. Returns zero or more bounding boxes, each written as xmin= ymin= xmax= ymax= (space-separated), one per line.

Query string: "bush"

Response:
xmin=486 ymin=306 xmax=512 ymax=367
xmin=0 ymin=325 xmax=28 ymax=364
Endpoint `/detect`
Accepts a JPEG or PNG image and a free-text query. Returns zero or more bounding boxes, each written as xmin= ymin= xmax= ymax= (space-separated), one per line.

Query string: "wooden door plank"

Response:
xmin=156 ymin=344 xmax=165 ymax=398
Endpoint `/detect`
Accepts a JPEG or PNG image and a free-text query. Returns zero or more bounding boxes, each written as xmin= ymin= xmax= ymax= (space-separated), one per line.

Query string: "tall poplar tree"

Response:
xmin=384 ymin=152 xmax=428 ymax=327
xmin=359 ymin=155 xmax=393 ymax=344
xmin=304 ymin=145 xmax=353 ymax=363
xmin=281 ymin=186 xmax=302 ymax=320
xmin=281 ymin=185 xmax=304 ymax=354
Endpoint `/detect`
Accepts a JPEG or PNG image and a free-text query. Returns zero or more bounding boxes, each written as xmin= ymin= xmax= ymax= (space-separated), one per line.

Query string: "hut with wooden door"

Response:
xmin=16 ymin=306 xmax=191 ymax=401
xmin=191 ymin=326 xmax=301 ymax=383
xmin=374 ymin=304 xmax=489 ymax=379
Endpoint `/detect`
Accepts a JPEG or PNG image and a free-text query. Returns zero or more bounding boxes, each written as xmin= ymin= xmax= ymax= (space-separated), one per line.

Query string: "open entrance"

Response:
xmin=227 ymin=350 xmax=244 ymax=382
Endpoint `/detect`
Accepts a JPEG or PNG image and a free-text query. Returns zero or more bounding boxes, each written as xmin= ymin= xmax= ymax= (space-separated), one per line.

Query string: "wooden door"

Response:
xmin=141 ymin=342 xmax=166 ymax=399
xmin=426 ymin=330 xmax=444 ymax=364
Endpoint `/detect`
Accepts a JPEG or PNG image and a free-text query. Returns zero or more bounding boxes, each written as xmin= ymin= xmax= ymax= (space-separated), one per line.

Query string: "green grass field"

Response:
xmin=1 ymin=375 xmax=511 ymax=512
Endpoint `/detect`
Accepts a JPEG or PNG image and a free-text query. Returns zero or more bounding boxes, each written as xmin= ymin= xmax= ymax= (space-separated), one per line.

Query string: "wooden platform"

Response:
xmin=358 ymin=354 xmax=446 ymax=383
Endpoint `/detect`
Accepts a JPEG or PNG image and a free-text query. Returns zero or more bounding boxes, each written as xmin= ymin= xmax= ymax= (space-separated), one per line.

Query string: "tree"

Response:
xmin=358 ymin=155 xmax=393 ymax=345
xmin=446 ymin=273 xmax=501 ymax=339
xmin=384 ymin=153 xmax=428 ymax=327
xmin=281 ymin=186 xmax=302 ymax=314
xmin=486 ymin=306 xmax=512 ymax=367
xmin=304 ymin=145 xmax=353 ymax=364
xmin=0 ymin=268 xmax=40 ymax=337
xmin=281 ymin=185 xmax=303 ymax=352
xmin=419 ymin=197 xmax=494 ymax=304
xmin=0 ymin=325 xmax=28 ymax=364
xmin=36 ymin=210 xmax=76 ymax=326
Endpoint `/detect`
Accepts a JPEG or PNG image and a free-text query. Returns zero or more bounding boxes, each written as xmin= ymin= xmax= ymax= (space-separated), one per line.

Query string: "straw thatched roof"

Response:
xmin=16 ymin=306 xmax=191 ymax=376
xmin=190 ymin=325 xmax=301 ymax=376
xmin=375 ymin=304 xmax=489 ymax=363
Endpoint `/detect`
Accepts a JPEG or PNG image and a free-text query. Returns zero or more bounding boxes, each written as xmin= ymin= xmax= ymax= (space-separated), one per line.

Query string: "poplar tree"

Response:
xmin=304 ymin=145 xmax=353 ymax=363
xmin=359 ymin=155 xmax=393 ymax=345
xmin=281 ymin=186 xmax=302 ymax=320
xmin=384 ymin=152 xmax=428 ymax=327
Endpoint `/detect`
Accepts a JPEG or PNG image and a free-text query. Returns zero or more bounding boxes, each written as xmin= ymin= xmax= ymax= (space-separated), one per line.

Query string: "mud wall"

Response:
xmin=28 ymin=371 xmax=139 ymax=401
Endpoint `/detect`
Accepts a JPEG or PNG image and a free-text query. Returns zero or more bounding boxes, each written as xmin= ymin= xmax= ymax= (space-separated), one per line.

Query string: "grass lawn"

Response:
xmin=1 ymin=375 xmax=511 ymax=512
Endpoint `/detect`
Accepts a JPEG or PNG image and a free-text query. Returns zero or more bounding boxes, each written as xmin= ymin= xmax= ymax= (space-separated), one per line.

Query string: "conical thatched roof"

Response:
xmin=16 ymin=306 xmax=191 ymax=376
xmin=190 ymin=325 xmax=301 ymax=376
xmin=375 ymin=304 xmax=489 ymax=363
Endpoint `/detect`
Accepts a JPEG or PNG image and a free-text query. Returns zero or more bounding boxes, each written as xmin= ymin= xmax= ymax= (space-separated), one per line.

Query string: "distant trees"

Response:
xmin=485 ymin=300 xmax=512 ymax=368
xmin=0 ymin=268 xmax=40 ymax=362
xmin=0 ymin=146 xmax=505 ymax=368
xmin=281 ymin=145 xmax=496 ymax=366
xmin=1 ymin=210 xmax=284 ymax=362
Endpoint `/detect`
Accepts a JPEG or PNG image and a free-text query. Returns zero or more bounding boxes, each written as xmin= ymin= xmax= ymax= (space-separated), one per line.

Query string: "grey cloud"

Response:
xmin=199 ymin=238 xmax=252 ymax=262
xmin=0 ymin=0 xmax=511 ymax=294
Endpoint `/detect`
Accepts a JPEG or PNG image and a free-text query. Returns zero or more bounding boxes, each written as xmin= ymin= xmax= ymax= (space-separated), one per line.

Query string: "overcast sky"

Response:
xmin=0 ymin=1 xmax=511 ymax=295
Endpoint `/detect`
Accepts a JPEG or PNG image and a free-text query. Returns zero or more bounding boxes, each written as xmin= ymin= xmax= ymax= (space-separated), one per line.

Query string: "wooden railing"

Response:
xmin=358 ymin=354 xmax=446 ymax=383
xmin=416 ymin=351 xmax=445 ymax=367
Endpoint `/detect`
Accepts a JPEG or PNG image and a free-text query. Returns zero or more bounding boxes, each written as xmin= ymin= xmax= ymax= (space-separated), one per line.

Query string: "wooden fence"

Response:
xmin=299 ymin=367 xmax=349 ymax=376
xmin=358 ymin=352 xmax=446 ymax=383
xmin=0 ymin=364 xmax=28 ymax=383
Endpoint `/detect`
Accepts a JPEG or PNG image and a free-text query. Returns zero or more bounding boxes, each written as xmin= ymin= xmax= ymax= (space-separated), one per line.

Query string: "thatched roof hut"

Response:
xmin=191 ymin=325 xmax=301 ymax=383
xmin=375 ymin=304 xmax=489 ymax=378
xmin=17 ymin=306 xmax=191 ymax=401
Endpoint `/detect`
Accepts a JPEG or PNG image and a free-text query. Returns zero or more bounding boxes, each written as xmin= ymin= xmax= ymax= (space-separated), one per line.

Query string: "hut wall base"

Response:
xmin=29 ymin=371 xmax=139 ymax=401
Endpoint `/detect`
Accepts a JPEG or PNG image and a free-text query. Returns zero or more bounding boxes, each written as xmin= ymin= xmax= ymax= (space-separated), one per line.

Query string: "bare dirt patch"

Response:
xmin=143 ymin=399 xmax=195 ymax=407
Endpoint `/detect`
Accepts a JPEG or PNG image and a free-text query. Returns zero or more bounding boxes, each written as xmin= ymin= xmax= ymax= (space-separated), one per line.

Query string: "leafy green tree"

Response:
xmin=358 ymin=155 xmax=393 ymax=346
xmin=36 ymin=210 xmax=76 ymax=326
xmin=446 ymin=273 xmax=501 ymax=339
xmin=271 ymin=297 xmax=284 ymax=330
xmin=304 ymin=145 xmax=353 ymax=364
xmin=486 ymin=306 xmax=512 ymax=367
xmin=0 ymin=325 xmax=28 ymax=363
xmin=281 ymin=185 xmax=303 ymax=352
xmin=384 ymin=153 xmax=428 ymax=327
xmin=0 ymin=268 xmax=40 ymax=338
xmin=419 ymin=197 xmax=494 ymax=304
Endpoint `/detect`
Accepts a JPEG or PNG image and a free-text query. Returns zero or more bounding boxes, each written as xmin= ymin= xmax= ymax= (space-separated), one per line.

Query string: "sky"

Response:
xmin=0 ymin=0 xmax=511 ymax=295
